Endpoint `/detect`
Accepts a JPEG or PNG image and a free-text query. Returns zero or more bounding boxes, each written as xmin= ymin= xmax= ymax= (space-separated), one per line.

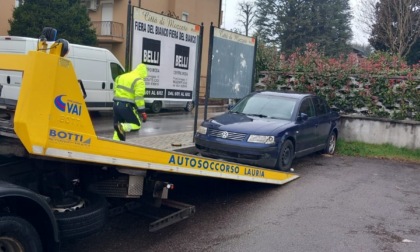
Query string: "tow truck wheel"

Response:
xmin=151 ymin=101 xmax=162 ymax=113
xmin=54 ymin=193 xmax=107 ymax=240
xmin=0 ymin=215 xmax=43 ymax=252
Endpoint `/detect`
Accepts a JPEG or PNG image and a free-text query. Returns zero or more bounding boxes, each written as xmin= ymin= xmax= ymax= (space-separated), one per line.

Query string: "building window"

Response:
xmin=15 ymin=0 xmax=24 ymax=7
xmin=181 ymin=12 xmax=189 ymax=21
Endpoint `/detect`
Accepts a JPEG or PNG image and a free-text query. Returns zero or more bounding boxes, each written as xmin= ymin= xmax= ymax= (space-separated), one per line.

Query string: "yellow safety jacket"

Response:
xmin=113 ymin=63 xmax=147 ymax=110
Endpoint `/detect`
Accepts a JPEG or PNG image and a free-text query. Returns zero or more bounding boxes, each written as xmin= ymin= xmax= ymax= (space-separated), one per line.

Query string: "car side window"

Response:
xmin=111 ymin=63 xmax=125 ymax=81
xmin=299 ymin=98 xmax=315 ymax=117
xmin=313 ymin=97 xmax=328 ymax=116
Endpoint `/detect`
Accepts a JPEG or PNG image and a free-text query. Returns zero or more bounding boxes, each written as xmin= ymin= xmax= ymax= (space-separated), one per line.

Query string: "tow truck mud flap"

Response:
xmin=111 ymin=199 xmax=195 ymax=232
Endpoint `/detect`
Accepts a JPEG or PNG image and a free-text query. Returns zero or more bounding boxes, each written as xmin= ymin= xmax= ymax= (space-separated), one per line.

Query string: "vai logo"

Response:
xmin=49 ymin=129 xmax=91 ymax=145
xmin=54 ymin=95 xmax=82 ymax=116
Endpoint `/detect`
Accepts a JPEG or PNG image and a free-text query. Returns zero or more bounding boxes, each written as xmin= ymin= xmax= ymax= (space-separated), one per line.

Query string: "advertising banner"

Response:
xmin=209 ymin=28 xmax=256 ymax=99
xmin=132 ymin=8 xmax=200 ymax=101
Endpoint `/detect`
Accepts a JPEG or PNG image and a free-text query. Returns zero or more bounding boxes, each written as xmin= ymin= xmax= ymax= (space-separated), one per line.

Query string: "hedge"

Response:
xmin=262 ymin=44 xmax=420 ymax=121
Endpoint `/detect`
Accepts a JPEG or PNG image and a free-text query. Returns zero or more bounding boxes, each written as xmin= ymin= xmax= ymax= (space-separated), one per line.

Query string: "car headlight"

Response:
xmin=247 ymin=135 xmax=275 ymax=144
xmin=196 ymin=126 xmax=207 ymax=135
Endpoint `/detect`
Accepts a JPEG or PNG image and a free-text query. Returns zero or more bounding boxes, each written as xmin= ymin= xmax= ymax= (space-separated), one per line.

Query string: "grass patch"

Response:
xmin=336 ymin=140 xmax=420 ymax=164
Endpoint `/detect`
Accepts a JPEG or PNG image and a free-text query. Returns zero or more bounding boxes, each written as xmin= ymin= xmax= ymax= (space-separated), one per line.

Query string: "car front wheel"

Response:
xmin=276 ymin=139 xmax=294 ymax=171
xmin=323 ymin=132 xmax=337 ymax=155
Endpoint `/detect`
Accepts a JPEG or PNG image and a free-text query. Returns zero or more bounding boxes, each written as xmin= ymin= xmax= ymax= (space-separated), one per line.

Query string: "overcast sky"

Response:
xmin=222 ymin=0 xmax=369 ymax=45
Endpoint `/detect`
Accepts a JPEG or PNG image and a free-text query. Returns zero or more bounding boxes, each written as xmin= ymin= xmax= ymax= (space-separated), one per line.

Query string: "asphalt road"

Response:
xmin=60 ymin=151 xmax=420 ymax=252
xmin=90 ymin=107 xmax=220 ymax=138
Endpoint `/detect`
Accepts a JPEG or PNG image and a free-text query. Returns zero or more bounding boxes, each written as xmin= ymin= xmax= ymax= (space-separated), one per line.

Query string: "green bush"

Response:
xmin=271 ymin=44 xmax=420 ymax=121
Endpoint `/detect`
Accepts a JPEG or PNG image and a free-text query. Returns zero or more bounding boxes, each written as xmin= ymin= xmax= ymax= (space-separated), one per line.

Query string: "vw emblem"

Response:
xmin=221 ymin=131 xmax=229 ymax=139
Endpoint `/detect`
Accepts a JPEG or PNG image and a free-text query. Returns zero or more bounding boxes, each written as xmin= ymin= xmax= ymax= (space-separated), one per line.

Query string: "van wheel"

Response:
xmin=0 ymin=215 xmax=43 ymax=252
xmin=151 ymin=101 xmax=162 ymax=113
xmin=184 ymin=101 xmax=194 ymax=112
xmin=276 ymin=140 xmax=294 ymax=171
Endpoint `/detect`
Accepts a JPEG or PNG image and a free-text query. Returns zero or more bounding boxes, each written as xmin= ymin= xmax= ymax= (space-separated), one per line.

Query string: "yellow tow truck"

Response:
xmin=0 ymin=38 xmax=298 ymax=252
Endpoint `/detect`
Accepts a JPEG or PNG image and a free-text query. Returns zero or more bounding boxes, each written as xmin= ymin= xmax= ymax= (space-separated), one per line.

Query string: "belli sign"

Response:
xmin=131 ymin=8 xmax=200 ymax=102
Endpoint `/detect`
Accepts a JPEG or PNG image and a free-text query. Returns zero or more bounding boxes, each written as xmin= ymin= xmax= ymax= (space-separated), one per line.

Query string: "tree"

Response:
xmin=367 ymin=0 xmax=420 ymax=61
xmin=236 ymin=1 xmax=256 ymax=36
xmin=255 ymin=0 xmax=281 ymax=46
xmin=9 ymin=0 xmax=96 ymax=46
xmin=255 ymin=39 xmax=281 ymax=73
xmin=255 ymin=0 xmax=353 ymax=57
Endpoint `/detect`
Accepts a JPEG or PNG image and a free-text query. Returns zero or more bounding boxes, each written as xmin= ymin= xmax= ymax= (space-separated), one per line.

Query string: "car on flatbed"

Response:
xmin=194 ymin=91 xmax=340 ymax=171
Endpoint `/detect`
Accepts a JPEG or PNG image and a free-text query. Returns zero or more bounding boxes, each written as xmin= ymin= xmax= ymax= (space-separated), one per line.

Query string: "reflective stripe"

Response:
xmin=116 ymin=84 xmax=134 ymax=93
xmin=131 ymin=78 xmax=142 ymax=89
xmin=134 ymin=96 xmax=144 ymax=101
xmin=115 ymin=78 xmax=142 ymax=94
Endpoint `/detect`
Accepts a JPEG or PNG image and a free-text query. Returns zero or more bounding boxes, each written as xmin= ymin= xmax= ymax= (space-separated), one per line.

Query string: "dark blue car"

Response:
xmin=195 ymin=91 xmax=340 ymax=171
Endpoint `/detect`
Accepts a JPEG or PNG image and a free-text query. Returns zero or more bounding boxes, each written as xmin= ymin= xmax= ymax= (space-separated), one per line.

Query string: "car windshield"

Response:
xmin=231 ymin=93 xmax=297 ymax=120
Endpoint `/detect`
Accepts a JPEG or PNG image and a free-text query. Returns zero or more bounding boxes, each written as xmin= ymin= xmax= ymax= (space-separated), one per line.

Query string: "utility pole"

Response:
xmin=125 ymin=0 xmax=132 ymax=71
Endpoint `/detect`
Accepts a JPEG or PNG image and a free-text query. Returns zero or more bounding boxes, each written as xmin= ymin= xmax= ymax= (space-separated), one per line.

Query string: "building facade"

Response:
xmin=0 ymin=1 xmax=21 ymax=37
xmin=86 ymin=0 xmax=222 ymax=101
xmin=0 ymin=0 xmax=223 ymax=101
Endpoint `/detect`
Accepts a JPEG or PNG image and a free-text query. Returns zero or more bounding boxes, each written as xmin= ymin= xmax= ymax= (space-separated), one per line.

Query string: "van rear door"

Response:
xmin=71 ymin=46 xmax=109 ymax=110
xmin=0 ymin=37 xmax=33 ymax=108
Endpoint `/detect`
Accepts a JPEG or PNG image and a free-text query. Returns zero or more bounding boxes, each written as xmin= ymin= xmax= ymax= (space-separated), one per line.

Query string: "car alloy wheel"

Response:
xmin=323 ymin=132 xmax=337 ymax=155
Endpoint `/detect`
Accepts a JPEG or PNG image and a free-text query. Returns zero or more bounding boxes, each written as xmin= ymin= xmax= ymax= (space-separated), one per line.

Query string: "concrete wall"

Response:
xmin=339 ymin=115 xmax=420 ymax=150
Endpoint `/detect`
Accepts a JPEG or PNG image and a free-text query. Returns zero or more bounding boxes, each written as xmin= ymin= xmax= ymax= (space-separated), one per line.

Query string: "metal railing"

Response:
xmin=91 ymin=21 xmax=124 ymax=39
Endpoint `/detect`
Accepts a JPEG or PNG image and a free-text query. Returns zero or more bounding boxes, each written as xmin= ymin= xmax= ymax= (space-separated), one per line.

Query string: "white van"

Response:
xmin=0 ymin=36 xmax=125 ymax=111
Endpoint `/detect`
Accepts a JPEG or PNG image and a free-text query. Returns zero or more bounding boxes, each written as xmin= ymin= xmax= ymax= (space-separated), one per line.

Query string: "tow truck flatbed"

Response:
xmin=0 ymin=50 xmax=299 ymax=185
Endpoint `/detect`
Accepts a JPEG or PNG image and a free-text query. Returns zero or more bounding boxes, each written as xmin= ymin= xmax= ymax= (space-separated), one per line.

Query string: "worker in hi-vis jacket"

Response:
xmin=112 ymin=63 xmax=148 ymax=141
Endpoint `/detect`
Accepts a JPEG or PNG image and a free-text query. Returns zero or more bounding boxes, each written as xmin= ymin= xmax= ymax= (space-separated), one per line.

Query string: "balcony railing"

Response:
xmin=91 ymin=21 xmax=124 ymax=43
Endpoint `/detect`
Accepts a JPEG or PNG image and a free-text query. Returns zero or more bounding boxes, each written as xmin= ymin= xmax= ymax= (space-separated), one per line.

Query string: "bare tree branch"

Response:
xmin=361 ymin=0 xmax=420 ymax=57
xmin=236 ymin=0 xmax=256 ymax=36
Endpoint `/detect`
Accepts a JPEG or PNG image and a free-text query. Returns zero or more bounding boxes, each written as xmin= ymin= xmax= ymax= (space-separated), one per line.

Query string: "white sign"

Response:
xmin=132 ymin=8 xmax=200 ymax=101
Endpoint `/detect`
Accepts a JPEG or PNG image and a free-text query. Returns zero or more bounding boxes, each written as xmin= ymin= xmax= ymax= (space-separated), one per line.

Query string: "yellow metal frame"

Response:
xmin=0 ymin=49 xmax=299 ymax=185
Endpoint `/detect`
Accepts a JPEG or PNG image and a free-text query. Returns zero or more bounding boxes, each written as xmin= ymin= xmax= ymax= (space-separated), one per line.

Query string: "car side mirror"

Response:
xmin=227 ymin=104 xmax=234 ymax=110
xmin=297 ymin=113 xmax=308 ymax=122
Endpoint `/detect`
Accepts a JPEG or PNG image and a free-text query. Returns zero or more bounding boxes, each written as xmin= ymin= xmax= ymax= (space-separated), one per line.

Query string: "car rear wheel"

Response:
xmin=276 ymin=139 xmax=294 ymax=171
xmin=323 ymin=132 xmax=337 ymax=155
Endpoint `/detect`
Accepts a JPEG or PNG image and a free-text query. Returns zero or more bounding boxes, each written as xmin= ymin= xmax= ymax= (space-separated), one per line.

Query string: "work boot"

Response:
xmin=114 ymin=123 xmax=126 ymax=141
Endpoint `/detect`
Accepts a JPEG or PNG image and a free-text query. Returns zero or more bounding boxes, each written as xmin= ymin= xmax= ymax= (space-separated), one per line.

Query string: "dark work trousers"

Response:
xmin=113 ymin=101 xmax=141 ymax=140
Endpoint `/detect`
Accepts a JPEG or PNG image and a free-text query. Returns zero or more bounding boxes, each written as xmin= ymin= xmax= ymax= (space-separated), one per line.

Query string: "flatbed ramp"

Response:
xmin=0 ymin=50 xmax=299 ymax=186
